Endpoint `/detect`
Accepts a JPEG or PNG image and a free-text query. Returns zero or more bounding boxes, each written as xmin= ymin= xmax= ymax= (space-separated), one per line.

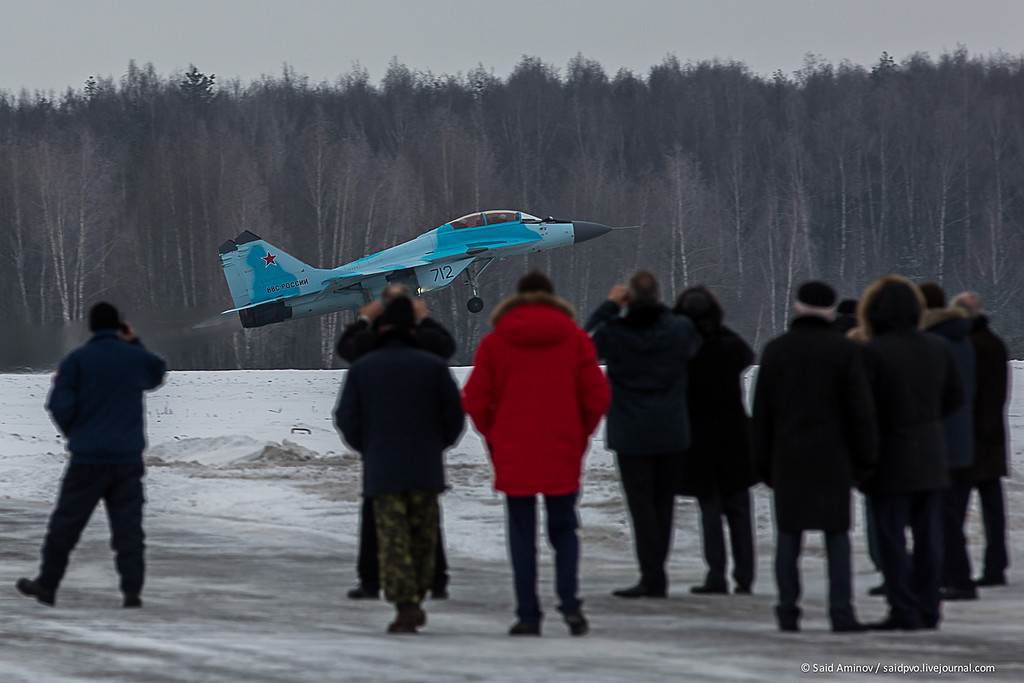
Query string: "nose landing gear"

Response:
xmin=463 ymin=258 xmax=494 ymax=314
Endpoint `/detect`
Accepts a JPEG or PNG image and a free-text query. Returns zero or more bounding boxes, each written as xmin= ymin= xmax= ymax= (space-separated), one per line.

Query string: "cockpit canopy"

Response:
xmin=448 ymin=210 xmax=539 ymax=230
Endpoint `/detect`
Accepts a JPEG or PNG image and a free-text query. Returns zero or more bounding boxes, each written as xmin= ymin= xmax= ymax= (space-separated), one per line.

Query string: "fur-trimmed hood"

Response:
xmin=855 ymin=274 xmax=927 ymax=339
xmin=921 ymin=305 xmax=970 ymax=334
xmin=488 ymin=291 xmax=579 ymax=349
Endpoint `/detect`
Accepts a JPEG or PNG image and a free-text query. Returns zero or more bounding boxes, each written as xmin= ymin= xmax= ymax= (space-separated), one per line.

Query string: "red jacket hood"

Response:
xmin=490 ymin=292 xmax=579 ymax=349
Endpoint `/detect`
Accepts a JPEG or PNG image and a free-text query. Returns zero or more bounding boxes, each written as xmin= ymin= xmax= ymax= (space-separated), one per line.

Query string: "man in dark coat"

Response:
xmin=337 ymin=283 xmax=456 ymax=600
xmin=858 ymin=276 xmax=965 ymax=630
xmin=17 ymin=302 xmax=166 ymax=608
xmin=953 ymin=291 xmax=1011 ymax=588
xmin=752 ymin=281 xmax=878 ymax=632
xmin=586 ymin=271 xmax=702 ymax=598
xmin=674 ymin=285 xmax=757 ymax=595
xmin=920 ymin=282 xmax=978 ymax=601
xmin=335 ymin=296 xmax=465 ymax=633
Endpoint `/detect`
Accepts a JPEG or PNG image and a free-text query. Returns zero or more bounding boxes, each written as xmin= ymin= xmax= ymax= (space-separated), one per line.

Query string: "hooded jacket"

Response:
xmin=675 ymin=293 xmax=757 ymax=498
xmin=463 ymin=292 xmax=610 ymax=496
xmin=857 ymin=276 xmax=966 ymax=495
xmin=585 ymin=301 xmax=702 ymax=455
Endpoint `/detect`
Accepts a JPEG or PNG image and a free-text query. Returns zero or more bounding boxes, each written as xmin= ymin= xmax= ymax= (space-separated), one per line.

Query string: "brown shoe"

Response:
xmin=387 ymin=603 xmax=423 ymax=633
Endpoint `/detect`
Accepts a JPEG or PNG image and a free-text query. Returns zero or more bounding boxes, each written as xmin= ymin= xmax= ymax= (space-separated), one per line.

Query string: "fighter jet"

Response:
xmin=218 ymin=210 xmax=626 ymax=328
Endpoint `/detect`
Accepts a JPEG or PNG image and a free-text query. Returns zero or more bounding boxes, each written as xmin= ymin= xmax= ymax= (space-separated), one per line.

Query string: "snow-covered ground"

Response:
xmin=2 ymin=366 xmax=1023 ymax=682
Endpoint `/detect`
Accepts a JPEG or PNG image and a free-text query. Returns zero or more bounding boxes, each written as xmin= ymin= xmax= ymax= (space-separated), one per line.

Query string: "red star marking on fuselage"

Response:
xmin=262 ymin=252 xmax=278 ymax=267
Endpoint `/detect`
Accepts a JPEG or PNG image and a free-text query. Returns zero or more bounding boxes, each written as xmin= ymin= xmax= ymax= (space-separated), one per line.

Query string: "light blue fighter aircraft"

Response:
xmin=218 ymin=210 xmax=624 ymax=328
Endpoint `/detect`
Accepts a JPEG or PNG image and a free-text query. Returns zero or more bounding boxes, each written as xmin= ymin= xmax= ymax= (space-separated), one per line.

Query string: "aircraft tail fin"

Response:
xmin=218 ymin=231 xmax=327 ymax=310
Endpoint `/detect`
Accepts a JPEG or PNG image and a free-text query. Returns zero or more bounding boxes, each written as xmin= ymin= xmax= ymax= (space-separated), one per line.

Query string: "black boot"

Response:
xmin=16 ymin=578 xmax=55 ymax=607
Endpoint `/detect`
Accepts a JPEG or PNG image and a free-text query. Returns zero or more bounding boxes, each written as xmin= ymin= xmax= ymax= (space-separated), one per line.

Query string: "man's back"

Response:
xmin=47 ymin=330 xmax=166 ymax=462
xmin=587 ymin=302 xmax=701 ymax=455
xmin=337 ymin=335 xmax=464 ymax=498
xmin=752 ymin=315 xmax=877 ymax=532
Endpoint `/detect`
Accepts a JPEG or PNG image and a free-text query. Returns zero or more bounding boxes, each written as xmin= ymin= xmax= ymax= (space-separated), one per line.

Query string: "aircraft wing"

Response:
xmin=425 ymin=235 xmax=539 ymax=261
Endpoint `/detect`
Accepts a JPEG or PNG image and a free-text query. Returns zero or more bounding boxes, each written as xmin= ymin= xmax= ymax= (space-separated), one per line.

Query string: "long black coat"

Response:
xmin=586 ymin=301 xmax=702 ymax=455
xmin=856 ymin=277 xmax=966 ymax=496
xmin=336 ymin=333 xmax=465 ymax=497
xmin=967 ymin=316 xmax=1010 ymax=481
xmin=679 ymin=326 xmax=757 ymax=498
xmin=752 ymin=316 xmax=878 ymax=533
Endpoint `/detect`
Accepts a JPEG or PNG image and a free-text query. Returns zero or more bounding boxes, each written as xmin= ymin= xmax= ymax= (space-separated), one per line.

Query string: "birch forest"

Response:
xmin=2 ymin=49 xmax=1023 ymax=369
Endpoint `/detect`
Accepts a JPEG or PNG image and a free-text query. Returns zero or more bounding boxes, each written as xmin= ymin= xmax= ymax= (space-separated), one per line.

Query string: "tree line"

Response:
xmin=2 ymin=49 xmax=1023 ymax=370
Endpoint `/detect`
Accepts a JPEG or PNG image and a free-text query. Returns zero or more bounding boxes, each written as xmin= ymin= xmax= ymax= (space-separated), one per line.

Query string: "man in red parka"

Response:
xmin=463 ymin=270 xmax=610 ymax=637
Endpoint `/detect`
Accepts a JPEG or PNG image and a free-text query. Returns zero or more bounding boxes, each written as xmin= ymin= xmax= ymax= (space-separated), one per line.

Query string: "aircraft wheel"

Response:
xmin=467 ymin=297 xmax=484 ymax=313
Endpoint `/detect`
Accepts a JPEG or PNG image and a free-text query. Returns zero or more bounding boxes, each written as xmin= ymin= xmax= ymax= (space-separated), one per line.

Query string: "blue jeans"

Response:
xmin=505 ymin=492 xmax=581 ymax=624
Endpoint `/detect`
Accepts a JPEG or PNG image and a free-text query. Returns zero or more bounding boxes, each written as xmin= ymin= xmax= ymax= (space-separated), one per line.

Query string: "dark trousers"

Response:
xmin=975 ymin=477 xmax=1009 ymax=582
xmin=617 ymin=452 xmax=683 ymax=593
xmin=39 ymin=462 xmax=146 ymax=596
xmin=871 ymin=490 xmax=943 ymax=628
xmin=774 ymin=529 xmax=856 ymax=629
xmin=864 ymin=495 xmax=883 ymax=573
xmin=941 ymin=477 xmax=974 ymax=590
xmin=373 ymin=491 xmax=438 ymax=606
xmin=357 ymin=496 xmax=448 ymax=592
xmin=697 ymin=487 xmax=755 ymax=591
xmin=505 ymin=492 xmax=581 ymax=624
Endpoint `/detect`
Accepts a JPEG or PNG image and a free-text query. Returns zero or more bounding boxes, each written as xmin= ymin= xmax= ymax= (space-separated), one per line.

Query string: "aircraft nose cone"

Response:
xmin=572 ymin=221 xmax=612 ymax=244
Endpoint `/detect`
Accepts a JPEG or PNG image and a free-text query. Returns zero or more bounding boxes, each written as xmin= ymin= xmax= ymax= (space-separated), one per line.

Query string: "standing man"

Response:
xmin=952 ymin=291 xmax=1011 ymax=588
xmin=337 ymin=283 xmax=456 ymax=600
xmin=336 ymin=296 xmax=465 ymax=633
xmin=673 ymin=285 xmax=758 ymax=596
xmin=857 ymin=275 xmax=965 ymax=630
xmin=17 ymin=302 xmax=166 ymax=608
xmin=919 ymin=282 xmax=978 ymax=601
xmin=585 ymin=271 xmax=701 ymax=599
xmin=463 ymin=270 xmax=609 ymax=636
xmin=752 ymin=282 xmax=878 ymax=632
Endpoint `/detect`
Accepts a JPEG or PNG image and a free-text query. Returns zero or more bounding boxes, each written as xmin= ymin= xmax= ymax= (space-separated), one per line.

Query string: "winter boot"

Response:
xmin=387 ymin=603 xmax=423 ymax=633
xmin=16 ymin=578 xmax=55 ymax=606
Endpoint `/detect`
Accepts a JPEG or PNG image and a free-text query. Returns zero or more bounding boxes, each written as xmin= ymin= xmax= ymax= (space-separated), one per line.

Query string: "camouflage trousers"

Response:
xmin=373 ymin=490 xmax=439 ymax=606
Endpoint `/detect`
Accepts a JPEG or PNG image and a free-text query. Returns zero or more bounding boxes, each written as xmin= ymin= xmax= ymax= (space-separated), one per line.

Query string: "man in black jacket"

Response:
xmin=336 ymin=296 xmax=465 ymax=632
xmin=858 ymin=276 xmax=965 ymax=630
xmin=18 ymin=302 xmax=166 ymax=608
xmin=337 ymin=284 xmax=456 ymax=600
xmin=674 ymin=286 xmax=757 ymax=596
xmin=586 ymin=271 xmax=702 ymax=598
xmin=753 ymin=282 xmax=878 ymax=633
xmin=952 ymin=291 xmax=1011 ymax=589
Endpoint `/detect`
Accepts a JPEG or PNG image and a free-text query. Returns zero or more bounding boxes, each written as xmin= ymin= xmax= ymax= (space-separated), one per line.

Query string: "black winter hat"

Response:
xmin=797 ymin=281 xmax=836 ymax=308
xmin=377 ymin=296 xmax=415 ymax=330
xmin=89 ymin=302 xmax=121 ymax=332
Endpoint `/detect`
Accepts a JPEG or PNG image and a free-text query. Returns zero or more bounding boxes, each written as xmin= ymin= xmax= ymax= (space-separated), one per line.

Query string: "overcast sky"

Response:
xmin=4 ymin=0 xmax=1024 ymax=93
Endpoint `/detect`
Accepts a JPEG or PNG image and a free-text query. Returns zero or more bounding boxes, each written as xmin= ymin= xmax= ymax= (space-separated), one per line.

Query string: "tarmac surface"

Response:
xmin=3 ymin=499 xmax=1023 ymax=682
